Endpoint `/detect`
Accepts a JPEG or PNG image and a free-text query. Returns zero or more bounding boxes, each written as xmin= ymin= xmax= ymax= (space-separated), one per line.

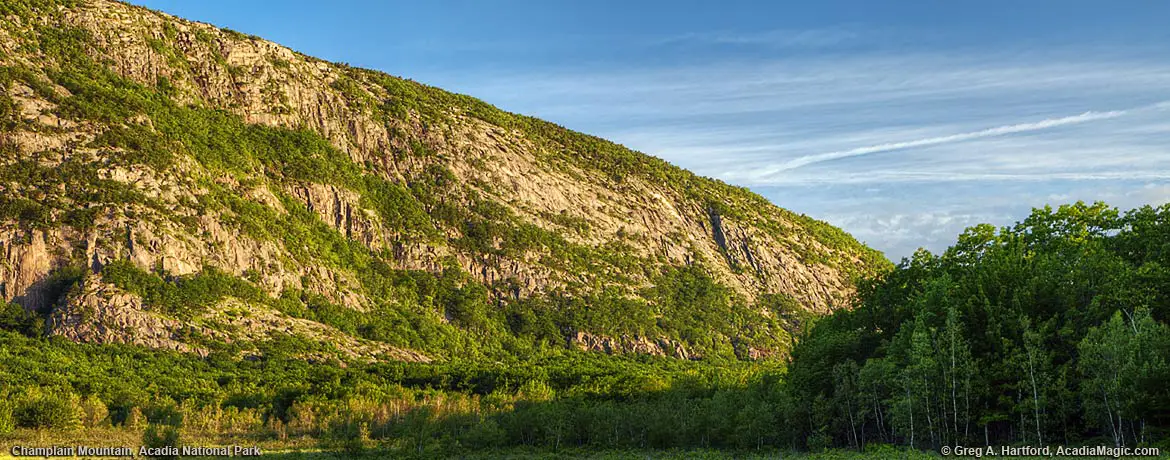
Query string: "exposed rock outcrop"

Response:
xmin=0 ymin=0 xmax=888 ymax=361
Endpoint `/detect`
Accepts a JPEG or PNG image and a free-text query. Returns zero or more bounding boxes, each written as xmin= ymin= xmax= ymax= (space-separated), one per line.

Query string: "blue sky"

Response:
xmin=130 ymin=0 xmax=1170 ymax=260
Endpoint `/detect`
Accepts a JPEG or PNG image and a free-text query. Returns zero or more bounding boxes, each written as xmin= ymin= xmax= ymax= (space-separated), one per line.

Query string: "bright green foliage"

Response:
xmin=0 ymin=2 xmax=945 ymax=455
xmin=90 ymin=123 xmax=176 ymax=170
xmin=651 ymin=265 xmax=747 ymax=359
xmin=100 ymin=261 xmax=267 ymax=319
xmin=0 ymin=401 xmax=13 ymax=435
xmin=5 ymin=12 xmax=1170 ymax=453
xmin=0 ymin=328 xmax=796 ymax=452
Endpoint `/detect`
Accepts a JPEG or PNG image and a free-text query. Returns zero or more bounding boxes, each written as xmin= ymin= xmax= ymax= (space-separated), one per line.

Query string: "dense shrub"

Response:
xmin=0 ymin=302 xmax=42 ymax=336
xmin=13 ymin=392 xmax=80 ymax=430
xmin=142 ymin=424 xmax=182 ymax=459
xmin=100 ymin=261 xmax=265 ymax=319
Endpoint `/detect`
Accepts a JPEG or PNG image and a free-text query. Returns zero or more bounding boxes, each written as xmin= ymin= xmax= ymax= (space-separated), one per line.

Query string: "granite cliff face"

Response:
xmin=0 ymin=0 xmax=889 ymax=361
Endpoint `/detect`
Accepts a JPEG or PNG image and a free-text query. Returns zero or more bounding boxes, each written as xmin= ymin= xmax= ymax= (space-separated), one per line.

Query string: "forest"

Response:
xmin=786 ymin=201 xmax=1170 ymax=452
xmin=2 ymin=201 xmax=1169 ymax=457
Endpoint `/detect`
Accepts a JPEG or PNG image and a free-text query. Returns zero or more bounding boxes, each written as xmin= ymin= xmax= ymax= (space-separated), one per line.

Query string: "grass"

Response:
xmin=0 ymin=427 xmax=938 ymax=459
xmin=0 ymin=427 xmax=318 ymax=456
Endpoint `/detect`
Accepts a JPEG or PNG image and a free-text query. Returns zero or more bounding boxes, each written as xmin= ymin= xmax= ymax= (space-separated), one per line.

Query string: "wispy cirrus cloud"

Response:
xmin=651 ymin=27 xmax=860 ymax=49
xmin=746 ymin=108 xmax=1134 ymax=179
xmin=767 ymin=170 xmax=1170 ymax=186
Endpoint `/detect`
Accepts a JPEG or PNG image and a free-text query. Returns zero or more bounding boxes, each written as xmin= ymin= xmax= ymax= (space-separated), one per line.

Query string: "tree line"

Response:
xmin=785 ymin=201 xmax=1170 ymax=450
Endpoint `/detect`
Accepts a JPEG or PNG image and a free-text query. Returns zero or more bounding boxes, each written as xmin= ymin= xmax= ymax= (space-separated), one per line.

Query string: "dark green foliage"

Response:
xmin=0 ymin=326 xmax=812 ymax=452
xmin=650 ymin=265 xmax=741 ymax=359
xmin=142 ymin=424 xmax=182 ymax=459
xmin=12 ymin=393 xmax=78 ymax=430
xmin=0 ymin=302 xmax=43 ymax=336
xmin=39 ymin=265 xmax=86 ymax=302
xmin=0 ymin=14 xmax=882 ymax=371
xmin=786 ymin=201 xmax=1170 ymax=451
xmin=7 ymin=5 xmax=1169 ymax=456
xmin=0 ymin=195 xmax=51 ymax=229
xmin=0 ymin=9 xmax=906 ymax=454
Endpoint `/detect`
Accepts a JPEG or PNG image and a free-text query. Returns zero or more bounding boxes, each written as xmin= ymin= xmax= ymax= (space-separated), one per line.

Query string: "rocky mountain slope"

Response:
xmin=0 ymin=0 xmax=889 ymax=362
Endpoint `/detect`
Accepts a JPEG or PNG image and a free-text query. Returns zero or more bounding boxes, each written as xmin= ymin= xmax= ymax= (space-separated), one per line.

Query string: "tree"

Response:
xmin=943 ymin=305 xmax=974 ymax=445
xmin=0 ymin=302 xmax=41 ymax=336
xmin=907 ymin=316 xmax=940 ymax=450
xmin=1078 ymin=308 xmax=1170 ymax=447
xmin=859 ymin=357 xmax=896 ymax=444
xmin=1018 ymin=319 xmax=1049 ymax=445
xmin=832 ymin=360 xmax=862 ymax=449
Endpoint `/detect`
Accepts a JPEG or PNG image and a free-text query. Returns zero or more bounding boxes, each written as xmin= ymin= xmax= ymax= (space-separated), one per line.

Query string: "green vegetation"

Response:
xmin=0 ymin=0 xmax=77 ymax=19
xmin=346 ymin=62 xmax=887 ymax=280
xmin=0 ymin=327 xmax=788 ymax=455
xmin=786 ymin=201 xmax=1170 ymax=451
xmin=0 ymin=302 xmax=42 ymax=336
xmin=7 ymin=202 xmax=1167 ymax=457
xmin=0 ymin=152 xmax=154 ymax=232
xmin=19 ymin=2 xmax=1166 ymax=457
xmin=88 ymin=245 xmax=787 ymax=361
xmin=0 ymin=29 xmax=800 ymax=361
xmin=0 ymin=0 xmax=889 ymax=373
xmin=101 ymin=261 xmax=266 ymax=319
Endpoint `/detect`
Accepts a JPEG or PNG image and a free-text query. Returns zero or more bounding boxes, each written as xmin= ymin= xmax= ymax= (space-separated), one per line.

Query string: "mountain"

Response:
xmin=0 ymin=0 xmax=888 ymax=363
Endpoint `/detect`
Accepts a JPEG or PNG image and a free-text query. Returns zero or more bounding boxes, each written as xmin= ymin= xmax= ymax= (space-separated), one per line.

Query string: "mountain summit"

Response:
xmin=0 ymin=0 xmax=887 ymax=362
